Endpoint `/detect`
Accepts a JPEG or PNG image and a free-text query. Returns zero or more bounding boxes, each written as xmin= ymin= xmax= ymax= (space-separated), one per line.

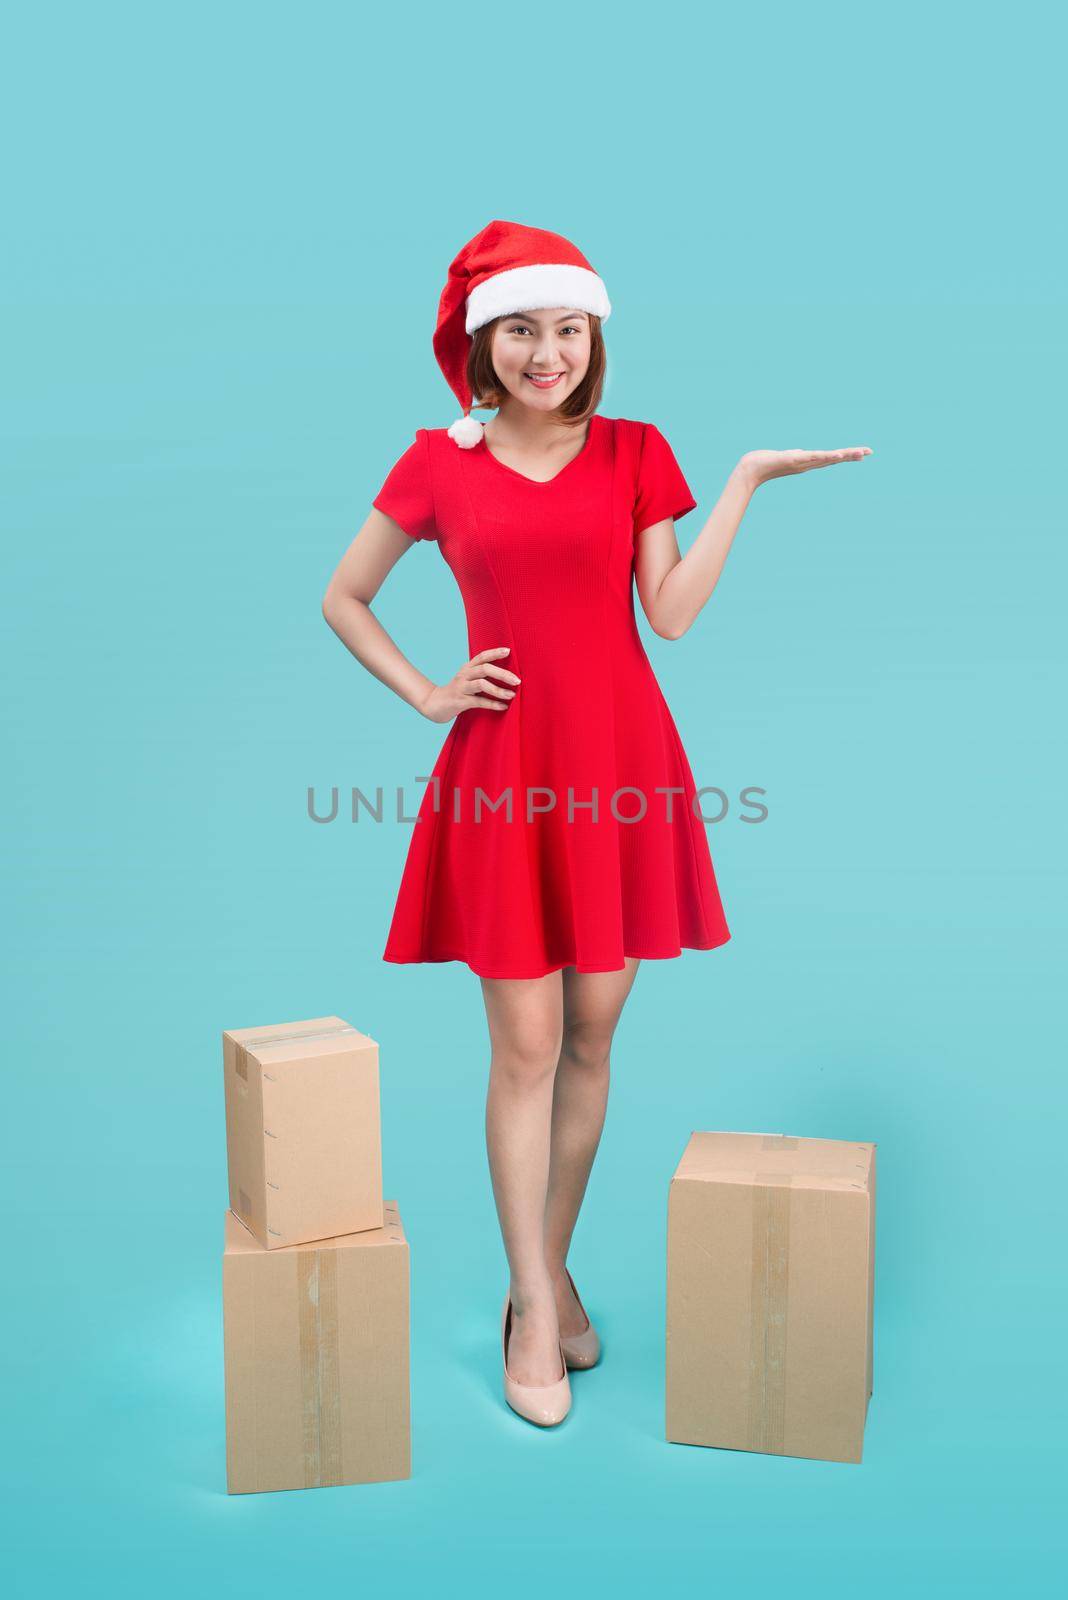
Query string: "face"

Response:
xmin=489 ymin=307 xmax=592 ymax=413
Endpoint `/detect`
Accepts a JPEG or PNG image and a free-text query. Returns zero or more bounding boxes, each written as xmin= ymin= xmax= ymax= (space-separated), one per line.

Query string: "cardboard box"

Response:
xmin=666 ymin=1131 xmax=876 ymax=1465
xmin=223 ymin=1202 xmax=410 ymax=1493
xmin=222 ymin=1016 xmax=383 ymax=1249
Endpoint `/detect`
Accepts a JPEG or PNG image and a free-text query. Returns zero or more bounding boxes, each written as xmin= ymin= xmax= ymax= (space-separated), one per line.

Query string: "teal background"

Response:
xmin=5 ymin=1 xmax=1064 ymax=1592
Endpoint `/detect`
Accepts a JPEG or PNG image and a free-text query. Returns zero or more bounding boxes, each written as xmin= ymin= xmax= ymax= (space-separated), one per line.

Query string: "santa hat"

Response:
xmin=432 ymin=219 xmax=612 ymax=448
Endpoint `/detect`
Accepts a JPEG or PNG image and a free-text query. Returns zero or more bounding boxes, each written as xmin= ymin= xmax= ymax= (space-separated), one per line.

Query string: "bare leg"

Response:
xmin=481 ymin=970 xmax=566 ymax=1386
xmin=544 ymin=958 xmax=641 ymax=1337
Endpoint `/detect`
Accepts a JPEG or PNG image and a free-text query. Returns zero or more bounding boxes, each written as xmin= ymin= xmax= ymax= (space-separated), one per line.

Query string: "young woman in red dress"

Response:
xmin=323 ymin=221 xmax=872 ymax=1427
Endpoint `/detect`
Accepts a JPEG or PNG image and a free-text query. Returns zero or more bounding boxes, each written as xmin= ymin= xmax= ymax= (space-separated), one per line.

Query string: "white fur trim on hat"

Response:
xmin=465 ymin=263 xmax=611 ymax=334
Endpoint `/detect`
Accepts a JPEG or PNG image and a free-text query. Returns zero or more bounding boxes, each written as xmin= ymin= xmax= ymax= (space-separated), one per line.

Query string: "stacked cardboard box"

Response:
xmin=666 ymin=1130 xmax=876 ymax=1465
xmin=221 ymin=1016 xmax=410 ymax=1493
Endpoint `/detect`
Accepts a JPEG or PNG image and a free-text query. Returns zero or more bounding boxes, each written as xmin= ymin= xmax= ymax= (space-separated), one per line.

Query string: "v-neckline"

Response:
xmin=478 ymin=414 xmax=600 ymax=486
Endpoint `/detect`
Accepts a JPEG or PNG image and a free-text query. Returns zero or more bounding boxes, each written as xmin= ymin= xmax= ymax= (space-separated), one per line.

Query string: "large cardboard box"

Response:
xmin=222 ymin=1016 xmax=383 ymax=1249
xmin=223 ymin=1203 xmax=410 ymax=1493
xmin=666 ymin=1131 xmax=876 ymax=1465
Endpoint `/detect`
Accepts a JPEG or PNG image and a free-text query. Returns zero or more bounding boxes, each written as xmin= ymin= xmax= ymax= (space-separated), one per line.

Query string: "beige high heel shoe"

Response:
xmin=558 ymin=1266 xmax=601 ymax=1370
xmin=501 ymin=1292 xmax=572 ymax=1427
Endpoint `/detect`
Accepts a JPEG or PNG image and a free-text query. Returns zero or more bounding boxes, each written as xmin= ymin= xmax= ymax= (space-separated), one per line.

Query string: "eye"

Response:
xmin=505 ymin=321 xmax=582 ymax=335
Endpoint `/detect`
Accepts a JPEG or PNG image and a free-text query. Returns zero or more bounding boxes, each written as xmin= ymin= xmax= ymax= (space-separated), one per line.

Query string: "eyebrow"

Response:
xmin=504 ymin=310 xmax=589 ymax=322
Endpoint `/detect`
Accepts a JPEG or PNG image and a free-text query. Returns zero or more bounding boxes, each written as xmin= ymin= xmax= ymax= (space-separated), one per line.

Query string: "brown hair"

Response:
xmin=466 ymin=313 xmax=606 ymax=429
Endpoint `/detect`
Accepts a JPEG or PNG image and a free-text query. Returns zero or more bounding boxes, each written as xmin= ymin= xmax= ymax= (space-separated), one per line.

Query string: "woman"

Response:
xmin=322 ymin=219 xmax=871 ymax=1428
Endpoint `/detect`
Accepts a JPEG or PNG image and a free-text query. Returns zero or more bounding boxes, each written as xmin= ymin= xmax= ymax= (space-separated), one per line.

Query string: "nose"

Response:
xmin=529 ymin=340 xmax=563 ymax=368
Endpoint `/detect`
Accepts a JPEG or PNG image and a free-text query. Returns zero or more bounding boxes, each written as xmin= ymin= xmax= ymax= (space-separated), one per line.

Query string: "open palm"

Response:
xmin=741 ymin=446 xmax=872 ymax=489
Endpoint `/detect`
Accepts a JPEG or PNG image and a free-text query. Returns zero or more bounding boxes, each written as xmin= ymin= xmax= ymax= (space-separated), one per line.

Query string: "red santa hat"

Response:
xmin=432 ymin=219 xmax=612 ymax=448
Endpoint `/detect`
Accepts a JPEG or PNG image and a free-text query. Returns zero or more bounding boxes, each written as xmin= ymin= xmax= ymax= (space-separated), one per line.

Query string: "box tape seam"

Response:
xmin=239 ymin=1023 xmax=360 ymax=1052
xmin=747 ymin=1171 xmax=792 ymax=1455
xmin=298 ymin=1250 xmax=343 ymax=1487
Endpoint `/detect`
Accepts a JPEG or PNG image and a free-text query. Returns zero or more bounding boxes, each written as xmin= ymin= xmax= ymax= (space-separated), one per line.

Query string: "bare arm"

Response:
xmin=634 ymin=445 xmax=873 ymax=641
xmin=634 ymin=464 xmax=755 ymax=641
xmin=321 ymin=509 xmax=439 ymax=714
xmin=321 ymin=509 xmax=521 ymax=721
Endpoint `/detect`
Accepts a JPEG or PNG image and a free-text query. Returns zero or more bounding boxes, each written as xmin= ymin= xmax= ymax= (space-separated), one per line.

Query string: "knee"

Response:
xmin=560 ymin=1020 xmax=612 ymax=1074
xmin=491 ymin=1026 xmax=562 ymax=1091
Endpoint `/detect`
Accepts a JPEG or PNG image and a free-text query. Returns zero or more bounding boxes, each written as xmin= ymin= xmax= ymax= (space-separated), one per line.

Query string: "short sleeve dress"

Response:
xmin=371 ymin=413 xmax=730 ymax=979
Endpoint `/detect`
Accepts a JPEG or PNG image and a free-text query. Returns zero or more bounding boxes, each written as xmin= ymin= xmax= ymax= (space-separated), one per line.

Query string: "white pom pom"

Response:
xmin=447 ymin=413 xmax=485 ymax=449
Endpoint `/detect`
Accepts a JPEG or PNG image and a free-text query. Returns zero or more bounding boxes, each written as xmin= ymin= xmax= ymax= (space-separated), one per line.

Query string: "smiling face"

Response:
xmin=489 ymin=307 xmax=593 ymax=415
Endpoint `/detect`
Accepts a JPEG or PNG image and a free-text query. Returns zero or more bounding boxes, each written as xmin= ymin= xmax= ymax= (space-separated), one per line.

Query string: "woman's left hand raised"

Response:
xmin=737 ymin=446 xmax=873 ymax=491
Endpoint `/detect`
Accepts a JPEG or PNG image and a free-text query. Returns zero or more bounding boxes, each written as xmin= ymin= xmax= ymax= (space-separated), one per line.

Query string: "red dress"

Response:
xmin=371 ymin=413 xmax=730 ymax=979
